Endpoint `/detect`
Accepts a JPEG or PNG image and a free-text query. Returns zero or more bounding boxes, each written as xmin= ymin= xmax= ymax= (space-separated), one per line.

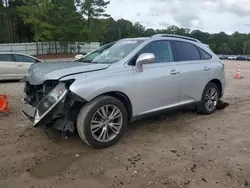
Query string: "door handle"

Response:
xmin=203 ymin=66 xmax=211 ymax=71
xmin=170 ymin=69 xmax=180 ymax=75
xmin=17 ymin=64 xmax=23 ymax=67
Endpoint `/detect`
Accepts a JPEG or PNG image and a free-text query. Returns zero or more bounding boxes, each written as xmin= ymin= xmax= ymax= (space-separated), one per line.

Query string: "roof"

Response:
xmin=152 ymin=34 xmax=201 ymax=43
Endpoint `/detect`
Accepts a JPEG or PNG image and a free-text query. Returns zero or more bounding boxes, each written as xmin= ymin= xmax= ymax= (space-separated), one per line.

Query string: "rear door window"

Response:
xmin=0 ymin=54 xmax=13 ymax=61
xmin=14 ymin=54 xmax=36 ymax=63
xmin=173 ymin=41 xmax=201 ymax=61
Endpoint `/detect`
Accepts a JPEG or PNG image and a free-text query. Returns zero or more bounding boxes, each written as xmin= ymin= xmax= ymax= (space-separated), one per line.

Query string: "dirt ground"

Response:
xmin=35 ymin=54 xmax=76 ymax=60
xmin=0 ymin=60 xmax=250 ymax=188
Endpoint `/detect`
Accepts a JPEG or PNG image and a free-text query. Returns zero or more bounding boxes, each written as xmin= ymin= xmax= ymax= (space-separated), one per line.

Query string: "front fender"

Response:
xmin=69 ymin=77 xmax=132 ymax=102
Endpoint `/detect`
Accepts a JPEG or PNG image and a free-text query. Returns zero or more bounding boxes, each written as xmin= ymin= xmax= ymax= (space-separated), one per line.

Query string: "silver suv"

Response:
xmin=21 ymin=34 xmax=226 ymax=148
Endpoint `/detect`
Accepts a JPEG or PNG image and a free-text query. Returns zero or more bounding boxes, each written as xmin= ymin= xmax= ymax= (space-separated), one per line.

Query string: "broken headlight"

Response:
xmin=34 ymin=82 xmax=68 ymax=125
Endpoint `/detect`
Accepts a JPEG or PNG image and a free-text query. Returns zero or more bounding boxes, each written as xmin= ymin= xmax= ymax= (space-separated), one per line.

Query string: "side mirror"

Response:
xmin=135 ymin=53 xmax=155 ymax=72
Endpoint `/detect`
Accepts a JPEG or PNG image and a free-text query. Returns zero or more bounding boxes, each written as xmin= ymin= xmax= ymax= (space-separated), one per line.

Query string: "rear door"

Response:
xmin=172 ymin=41 xmax=214 ymax=103
xmin=0 ymin=54 xmax=18 ymax=80
xmin=13 ymin=54 xmax=38 ymax=78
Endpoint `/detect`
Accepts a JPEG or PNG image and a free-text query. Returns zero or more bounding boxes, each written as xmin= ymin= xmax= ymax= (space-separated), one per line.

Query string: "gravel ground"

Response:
xmin=0 ymin=60 xmax=250 ymax=188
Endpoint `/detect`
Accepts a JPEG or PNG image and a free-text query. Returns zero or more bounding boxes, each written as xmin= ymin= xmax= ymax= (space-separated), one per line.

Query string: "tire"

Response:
xmin=196 ymin=82 xmax=219 ymax=115
xmin=77 ymin=95 xmax=127 ymax=149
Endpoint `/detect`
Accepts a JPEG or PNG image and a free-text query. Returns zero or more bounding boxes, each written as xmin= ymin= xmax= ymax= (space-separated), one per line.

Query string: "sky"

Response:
xmin=106 ymin=0 xmax=250 ymax=34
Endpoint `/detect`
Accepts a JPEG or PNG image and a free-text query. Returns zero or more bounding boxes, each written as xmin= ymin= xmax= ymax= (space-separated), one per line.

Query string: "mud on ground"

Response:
xmin=0 ymin=60 xmax=250 ymax=188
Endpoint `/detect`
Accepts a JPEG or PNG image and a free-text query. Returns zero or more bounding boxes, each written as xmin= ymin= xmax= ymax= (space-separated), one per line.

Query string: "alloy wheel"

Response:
xmin=90 ymin=104 xmax=123 ymax=142
xmin=205 ymin=88 xmax=218 ymax=111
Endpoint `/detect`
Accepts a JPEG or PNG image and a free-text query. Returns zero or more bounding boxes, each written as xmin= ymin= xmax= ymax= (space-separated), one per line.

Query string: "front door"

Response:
xmin=131 ymin=40 xmax=181 ymax=115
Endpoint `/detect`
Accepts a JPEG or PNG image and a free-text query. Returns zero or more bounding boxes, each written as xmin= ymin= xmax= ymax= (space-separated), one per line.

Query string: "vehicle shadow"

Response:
xmin=0 ymin=80 xmax=21 ymax=84
xmin=42 ymin=107 xmax=198 ymax=145
xmin=28 ymin=101 xmax=229 ymax=150
xmin=127 ymin=108 xmax=197 ymax=132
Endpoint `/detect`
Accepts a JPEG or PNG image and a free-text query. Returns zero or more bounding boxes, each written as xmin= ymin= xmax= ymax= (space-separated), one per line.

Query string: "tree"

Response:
xmin=17 ymin=0 xmax=84 ymax=53
xmin=17 ymin=0 xmax=54 ymax=42
xmin=218 ymin=43 xmax=232 ymax=54
xmin=191 ymin=30 xmax=210 ymax=44
xmin=0 ymin=0 xmax=32 ymax=43
xmin=145 ymin=28 xmax=155 ymax=37
xmin=243 ymin=40 xmax=250 ymax=55
xmin=17 ymin=0 xmax=54 ymax=54
xmin=116 ymin=19 xmax=133 ymax=38
xmin=1 ymin=0 xmax=250 ymax=57
xmin=130 ymin=22 xmax=145 ymax=37
xmin=49 ymin=0 xmax=83 ymax=42
xmin=80 ymin=0 xmax=110 ymax=29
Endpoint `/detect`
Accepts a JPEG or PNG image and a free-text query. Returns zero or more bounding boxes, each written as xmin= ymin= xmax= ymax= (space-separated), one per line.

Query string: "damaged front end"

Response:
xmin=21 ymin=80 xmax=85 ymax=134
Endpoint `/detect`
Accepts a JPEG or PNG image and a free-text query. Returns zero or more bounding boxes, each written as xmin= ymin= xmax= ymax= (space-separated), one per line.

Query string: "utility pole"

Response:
xmin=243 ymin=43 xmax=246 ymax=55
xmin=118 ymin=28 xmax=121 ymax=39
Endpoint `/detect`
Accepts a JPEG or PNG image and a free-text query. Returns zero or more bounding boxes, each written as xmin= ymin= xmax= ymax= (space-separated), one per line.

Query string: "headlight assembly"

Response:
xmin=34 ymin=82 xmax=68 ymax=125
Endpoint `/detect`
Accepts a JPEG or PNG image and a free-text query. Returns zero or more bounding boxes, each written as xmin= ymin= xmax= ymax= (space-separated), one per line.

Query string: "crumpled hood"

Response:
xmin=27 ymin=61 xmax=110 ymax=85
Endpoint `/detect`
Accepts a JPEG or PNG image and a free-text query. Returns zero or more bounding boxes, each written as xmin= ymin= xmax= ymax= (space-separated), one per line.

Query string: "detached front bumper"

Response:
xmin=21 ymin=82 xmax=71 ymax=129
xmin=21 ymin=81 xmax=86 ymax=133
xmin=21 ymin=101 xmax=36 ymax=121
xmin=21 ymin=95 xmax=75 ymax=133
xmin=21 ymin=92 xmax=67 ymax=127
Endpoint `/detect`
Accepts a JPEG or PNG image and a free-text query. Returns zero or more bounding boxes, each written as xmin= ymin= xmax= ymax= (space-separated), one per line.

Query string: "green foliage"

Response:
xmin=78 ymin=0 xmax=110 ymax=29
xmin=1 ymin=0 xmax=250 ymax=55
xmin=17 ymin=0 xmax=54 ymax=41
xmin=218 ymin=43 xmax=232 ymax=54
xmin=49 ymin=0 xmax=84 ymax=41
xmin=243 ymin=40 xmax=250 ymax=55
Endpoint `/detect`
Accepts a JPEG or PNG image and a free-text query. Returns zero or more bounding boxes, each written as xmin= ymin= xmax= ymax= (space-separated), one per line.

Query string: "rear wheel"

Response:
xmin=196 ymin=82 xmax=219 ymax=115
xmin=77 ymin=96 xmax=127 ymax=149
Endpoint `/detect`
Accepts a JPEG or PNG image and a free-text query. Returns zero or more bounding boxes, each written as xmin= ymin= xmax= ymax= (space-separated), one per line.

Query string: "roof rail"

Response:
xmin=152 ymin=34 xmax=201 ymax=43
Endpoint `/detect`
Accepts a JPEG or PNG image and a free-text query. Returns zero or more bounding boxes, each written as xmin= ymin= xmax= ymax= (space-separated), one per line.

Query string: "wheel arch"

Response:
xmin=93 ymin=91 xmax=133 ymax=121
xmin=208 ymin=79 xmax=222 ymax=98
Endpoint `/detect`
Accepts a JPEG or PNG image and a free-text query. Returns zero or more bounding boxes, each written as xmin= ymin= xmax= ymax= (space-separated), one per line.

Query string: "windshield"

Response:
xmin=75 ymin=42 xmax=115 ymax=63
xmin=76 ymin=39 xmax=145 ymax=64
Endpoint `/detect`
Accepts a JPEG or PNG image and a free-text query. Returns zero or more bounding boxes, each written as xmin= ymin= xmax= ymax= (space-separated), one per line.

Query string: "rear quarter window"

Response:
xmin=198 ymin=48 xmax=212 ymax=60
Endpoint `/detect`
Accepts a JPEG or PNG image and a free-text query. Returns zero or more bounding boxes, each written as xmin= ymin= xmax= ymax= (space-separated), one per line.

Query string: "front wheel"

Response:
xmin=196 ymin=82 xmax=219 ymax=115
xmin=77 ymin=96 xmax=127 ymax=149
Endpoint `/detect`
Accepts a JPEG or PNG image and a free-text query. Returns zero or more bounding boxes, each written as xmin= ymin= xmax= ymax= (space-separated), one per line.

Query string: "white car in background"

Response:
xmin=228 ymin=55 xmax=237 ymax=60
xmin=74 ymin=42 xmax=116 ymax=60
xmin=0 ymin=52 xmax=43 ymax=80
xmin=75 ymin=54 xmax=87 ymax=60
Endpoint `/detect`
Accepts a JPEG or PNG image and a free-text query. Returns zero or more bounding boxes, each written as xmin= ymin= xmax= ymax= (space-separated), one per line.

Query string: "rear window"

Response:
xmin=0 ymin=54 xmax=12 ymax=61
